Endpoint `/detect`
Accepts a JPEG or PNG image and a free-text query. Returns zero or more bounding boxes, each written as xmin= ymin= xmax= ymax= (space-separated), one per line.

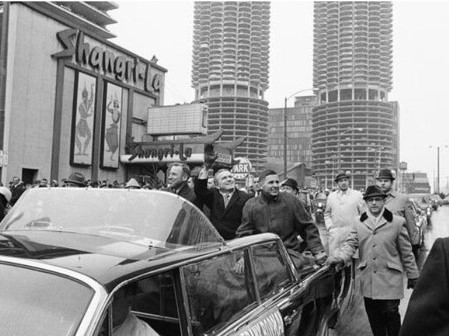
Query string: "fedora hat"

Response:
xmin=334 ymin=172 xmax=350 ymax=182
xmin=376 ymin=169 xmax=395 ymax=181
xmin=66 ymin=172 xmax=86 ymax=187
xmin=281 ymin=178 xmax=299 ymax=191
xmin=363 ymin=185 xmax=387 ymax=200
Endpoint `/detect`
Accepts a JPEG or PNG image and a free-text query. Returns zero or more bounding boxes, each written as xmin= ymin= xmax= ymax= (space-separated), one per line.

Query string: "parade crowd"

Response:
xmin=1 ymin=159 xmax=446 ymax=336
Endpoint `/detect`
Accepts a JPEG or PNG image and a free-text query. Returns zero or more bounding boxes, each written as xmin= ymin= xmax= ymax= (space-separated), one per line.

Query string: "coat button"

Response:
xmin=373 ymin=270 xmax=377 ymax=273
xmin=373 ymin=257 xmax=376 ymax=260
xmin=373 ymin=244 xmax=377 ymax=247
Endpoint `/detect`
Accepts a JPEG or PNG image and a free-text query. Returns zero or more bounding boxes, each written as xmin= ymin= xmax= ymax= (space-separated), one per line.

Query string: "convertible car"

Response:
xmin=0 ymin=188 xmax=353 ymax=336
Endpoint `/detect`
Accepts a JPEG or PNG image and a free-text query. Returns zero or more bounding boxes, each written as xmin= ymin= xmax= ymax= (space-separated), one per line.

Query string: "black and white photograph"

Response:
xmin=0 ymin=1 xmax=449 ymax=336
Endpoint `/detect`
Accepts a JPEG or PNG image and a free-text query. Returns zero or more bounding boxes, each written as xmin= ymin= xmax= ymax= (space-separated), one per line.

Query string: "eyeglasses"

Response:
xmin=367 ymin=197 xmax=384 ymax=203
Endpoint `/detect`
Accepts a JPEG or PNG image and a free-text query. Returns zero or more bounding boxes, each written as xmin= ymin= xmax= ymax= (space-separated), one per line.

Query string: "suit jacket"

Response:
xmin=194 ymin=178 xmax=252 ymax=240
xmin=399 ymin=237 xmax=449 ymax=336
xmin=385 ymin=190 xmax=419 ymax=245
xmin=161 ymin=182 xmax=200 ymax=208
xmin=336 ymin=208 xmax=419 ymax=300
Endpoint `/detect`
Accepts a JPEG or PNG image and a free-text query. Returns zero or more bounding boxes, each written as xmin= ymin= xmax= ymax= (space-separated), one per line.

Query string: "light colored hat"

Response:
xmin=0 ymin=186 xmax=12 ymax=202
xmin=125 ymin=178 xmax=141 ymax=189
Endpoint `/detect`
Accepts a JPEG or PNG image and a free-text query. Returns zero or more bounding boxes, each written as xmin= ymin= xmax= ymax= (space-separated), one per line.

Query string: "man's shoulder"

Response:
xmin=235 ymin=189 xmax=252 ymax=201
xmin=348 ymin=188 xmax=363 ymax=197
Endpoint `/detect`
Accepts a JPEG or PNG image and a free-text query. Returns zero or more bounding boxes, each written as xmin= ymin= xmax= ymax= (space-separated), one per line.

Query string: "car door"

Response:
xmin=180 ymin=239 xmax=327 ymax=336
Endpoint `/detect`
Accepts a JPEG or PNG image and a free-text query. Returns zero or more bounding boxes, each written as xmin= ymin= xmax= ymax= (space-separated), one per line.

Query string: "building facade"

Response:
xmin=191 ymin=1 xmax=270 ymax=172
xmin=401 ymin=172 xmax=431 ymax=194
xmin=268 ymin=95 xmax=317 ymax=170
xmin=311 ymin=1 xmax=399 ymax=189
xmin=0 ymin=2 xmax=167 ymax=185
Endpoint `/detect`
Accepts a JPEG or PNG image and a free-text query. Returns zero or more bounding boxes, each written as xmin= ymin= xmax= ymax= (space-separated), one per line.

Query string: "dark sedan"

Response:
xmin=0 ymin=188 xmax=352 ymax=336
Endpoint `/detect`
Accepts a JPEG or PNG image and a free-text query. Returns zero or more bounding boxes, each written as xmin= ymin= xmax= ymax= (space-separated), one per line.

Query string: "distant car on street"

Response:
xmin=0 ymin=188 xmax=353 ymax=336
xmin=409 ymin=199 xmax=428 ymax=247
xmin=409 ymin=193 xmax=433 ymax=224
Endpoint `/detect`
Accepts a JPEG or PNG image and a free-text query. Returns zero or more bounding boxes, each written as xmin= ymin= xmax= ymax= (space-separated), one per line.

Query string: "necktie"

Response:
xmin=224 ymin=194 xmax=231 ymax=208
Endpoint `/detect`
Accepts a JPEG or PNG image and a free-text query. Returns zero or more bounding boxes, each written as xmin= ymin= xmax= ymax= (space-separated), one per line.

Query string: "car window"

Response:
xmin=0 ymin=263 xmax=94 ymax=336
xmin=100 ymin=274 xmax=181 ymax=336
xmin=132 ymin=272 xmax=181 ymax=336
xmin=182 ymin=250 xmax=257 ymax=335
xmin=251 ymin=242 xmax=293 ymax=300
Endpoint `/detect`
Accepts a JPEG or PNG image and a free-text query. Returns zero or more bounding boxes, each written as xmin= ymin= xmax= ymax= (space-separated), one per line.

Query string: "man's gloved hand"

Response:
xmin=325 ymin=256 xmax=345 ymax=270
xmin=407 ymin=278 xmax=418 ymax=289
xmin=314 ymin=251 xmax=328 ymax=266
xmin=204 ymin=151 xmax=218 ymax=168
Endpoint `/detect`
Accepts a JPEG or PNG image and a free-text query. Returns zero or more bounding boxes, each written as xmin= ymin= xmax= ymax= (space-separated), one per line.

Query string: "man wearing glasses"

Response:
xmin=327 ymin=185 xmax=419 ymax=336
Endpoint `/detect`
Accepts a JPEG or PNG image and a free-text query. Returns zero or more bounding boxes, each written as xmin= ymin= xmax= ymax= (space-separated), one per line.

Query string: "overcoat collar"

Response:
xmin=360 ymin=208 xmax=393 ymax=222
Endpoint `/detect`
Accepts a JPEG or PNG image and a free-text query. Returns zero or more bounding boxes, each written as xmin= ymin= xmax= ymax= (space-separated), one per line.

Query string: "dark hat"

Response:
xmin=376 ymin=169 xmax=395 ymax=181
xmin=363 ymin=185 xmax=387 ymax=200
xmin=66 ymin=172 xmax=86 ymax=187
xmin=281 ymin=178 xmax=299 ymax=191
xmin=334 ymin=172 xmax=350 ymax=182
xmin=259 ymin=169 xmax=278 ymax=181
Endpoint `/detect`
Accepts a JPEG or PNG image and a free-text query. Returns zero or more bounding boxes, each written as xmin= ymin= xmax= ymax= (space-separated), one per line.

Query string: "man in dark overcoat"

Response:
xmin=399 ymin=237 xmax=449 ymax=336
xmin=236 ymin=169 xmax=327 ymax=267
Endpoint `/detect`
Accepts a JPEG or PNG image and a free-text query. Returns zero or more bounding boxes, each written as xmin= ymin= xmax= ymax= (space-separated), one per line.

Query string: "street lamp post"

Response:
xmin=429 ymin=145 xmax=448 ymax=193
xmin=367 ymin=144 xmax=384 ymax=178
xmin=283 ymin=88 xmax=316 ymax=178
xmin=337 ymin=128 xmax=363 ymax=171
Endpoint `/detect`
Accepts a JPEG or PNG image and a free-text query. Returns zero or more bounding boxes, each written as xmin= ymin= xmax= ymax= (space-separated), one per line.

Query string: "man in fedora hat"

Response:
xmin=375 ymin=168 xmax=420 ymax=260
xmin=327 ymin=185 xmax=419 ymax=336
xmin=65 ymin=172 xmax=86 ymax=187
xmin=324 ymin=171 xmax=364 ymax=256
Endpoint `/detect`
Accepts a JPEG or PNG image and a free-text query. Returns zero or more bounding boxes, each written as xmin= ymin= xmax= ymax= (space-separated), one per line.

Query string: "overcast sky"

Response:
xmin=111 ymin=1 xmax=449 ymax=192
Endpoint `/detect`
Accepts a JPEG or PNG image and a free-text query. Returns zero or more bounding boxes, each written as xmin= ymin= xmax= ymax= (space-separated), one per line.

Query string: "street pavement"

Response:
xmin=332 ymin=205 xmax=449 ymax=335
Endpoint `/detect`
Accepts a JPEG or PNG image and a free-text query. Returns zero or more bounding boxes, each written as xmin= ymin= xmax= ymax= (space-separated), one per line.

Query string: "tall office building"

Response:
xmin=191 ymin=2 xmax=270 ymax=172
xmin=312 ymin=2 xmax=399 ymax=189
xmin=268 ymin=95 xmax=317 ymax=169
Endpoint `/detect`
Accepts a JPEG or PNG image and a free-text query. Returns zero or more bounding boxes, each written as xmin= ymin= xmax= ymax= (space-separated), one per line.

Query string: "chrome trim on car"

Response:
xmin=0 ymin=256 xmax=108 ymax=336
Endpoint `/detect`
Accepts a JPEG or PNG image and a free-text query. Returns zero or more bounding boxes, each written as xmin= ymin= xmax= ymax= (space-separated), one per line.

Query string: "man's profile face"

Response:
xmin=13 ymin=177 xmax=19 ymax=185
xmin=337 ymin=177 xmax=349 ymax=191
xmin=366 ymin=196 xmax=385 ymax=217
xmin=261 ymin=174 xmax=280 ymax=197
xmin=376 ymin=178 xmax=392 ymax=193
xmin=168 ymin=166 xmax=187 ymax=188
xmin=214 ymin=170 xmax=235 ymax=191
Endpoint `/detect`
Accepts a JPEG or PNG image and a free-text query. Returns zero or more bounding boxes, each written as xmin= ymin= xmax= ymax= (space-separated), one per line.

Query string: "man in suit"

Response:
xmin=162 ymin=163 xmax=198 ymax=206
xmin=375 ymin=168 xmax=420 ymax=259
xmin=399 ymin=237 xmax=449 ymax=336
xmin=195 ymin=165 xmax=252 ymax=240
xmin=327 ymin=185 xmax=419 ymax=336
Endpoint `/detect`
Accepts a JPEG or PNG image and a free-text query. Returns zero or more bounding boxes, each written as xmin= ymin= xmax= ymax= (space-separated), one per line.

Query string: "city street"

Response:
xmin=333 ymin=206 xmax=449 ymax=335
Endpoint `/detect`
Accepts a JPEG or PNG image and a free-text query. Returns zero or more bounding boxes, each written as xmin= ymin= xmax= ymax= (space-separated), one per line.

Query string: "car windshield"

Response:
xmin=1 ymin=188 xmax=225 ymax=249
xmin=0 ymin=262 xmax=94 ymax=336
